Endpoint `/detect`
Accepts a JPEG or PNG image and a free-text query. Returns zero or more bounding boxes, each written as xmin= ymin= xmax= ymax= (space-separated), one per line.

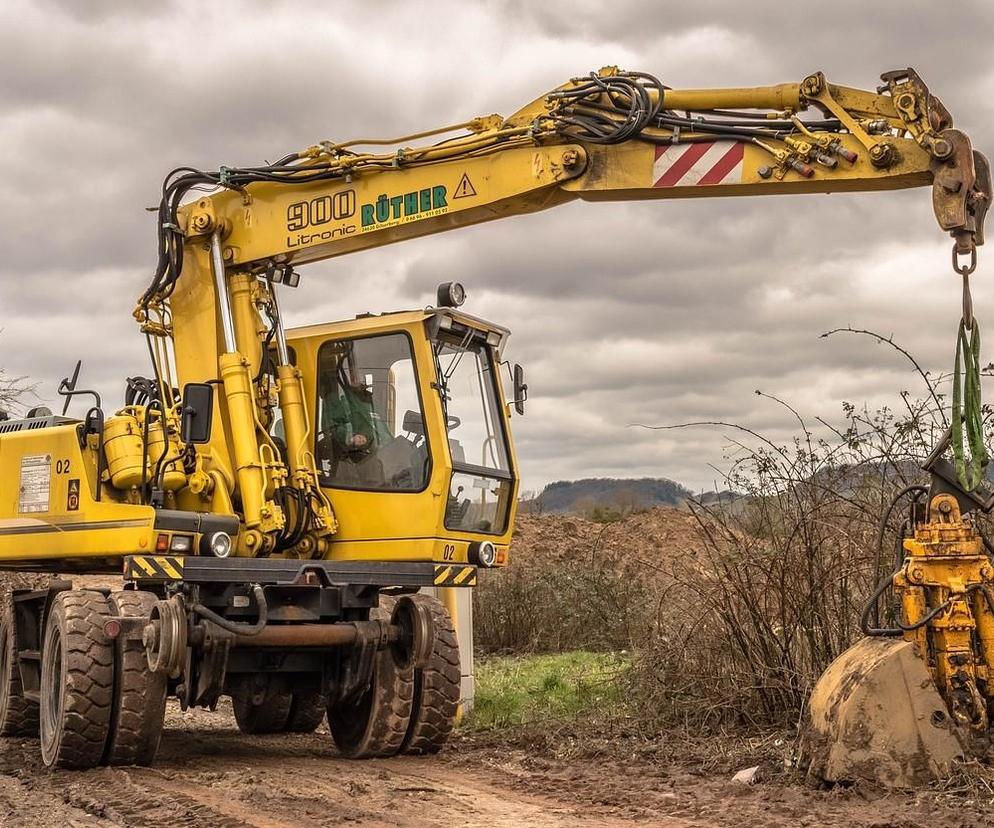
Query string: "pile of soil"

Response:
xmin=510 ymin=506 xmax=705 ymax=569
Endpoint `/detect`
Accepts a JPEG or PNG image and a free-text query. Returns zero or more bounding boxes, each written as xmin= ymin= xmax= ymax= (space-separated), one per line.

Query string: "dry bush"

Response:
xmin=478 ymin=331 xmax=994 ymax=728
xmin=473 ymin=517 xmax=654 ymax=654
xmin=627 ymin=328 xmax=994 ymax=727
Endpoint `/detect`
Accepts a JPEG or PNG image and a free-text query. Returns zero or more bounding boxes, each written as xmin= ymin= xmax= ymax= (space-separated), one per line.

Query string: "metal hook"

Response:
xmin=953 ymin=240 xmax=978 ymax=277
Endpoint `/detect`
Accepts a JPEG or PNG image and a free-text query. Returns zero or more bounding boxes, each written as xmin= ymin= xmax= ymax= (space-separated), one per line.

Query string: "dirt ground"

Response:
xmin=1 ymin=702 xmax=992 ymax=828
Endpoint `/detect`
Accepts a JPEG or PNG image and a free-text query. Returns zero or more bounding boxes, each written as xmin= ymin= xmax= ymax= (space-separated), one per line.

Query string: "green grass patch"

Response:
xmin=465 ymin=650 xmax=629 ymax=731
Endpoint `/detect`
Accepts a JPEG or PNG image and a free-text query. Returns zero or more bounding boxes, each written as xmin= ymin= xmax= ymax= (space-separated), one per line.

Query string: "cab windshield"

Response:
xmin=433 ymin=329 xmax=512 ymax=535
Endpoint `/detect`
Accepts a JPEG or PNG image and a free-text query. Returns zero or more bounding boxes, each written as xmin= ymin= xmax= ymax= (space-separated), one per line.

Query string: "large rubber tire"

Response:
xmin=232 ymin=676 xmax=293 ymax=734
xmin=328 ymin=604 xmax=414 ymax=758
xmin=39 ymin=590 xmax=115 ymax=769
xmin=0 ymin=604 xmax=39 ymax=737
xmin=104 ymin=591 xmax=166 ymax=766
xmin=285 ymin=689 xmax=326 ymax=733
xmin=401 ymin=595 xmax=461 ymax=755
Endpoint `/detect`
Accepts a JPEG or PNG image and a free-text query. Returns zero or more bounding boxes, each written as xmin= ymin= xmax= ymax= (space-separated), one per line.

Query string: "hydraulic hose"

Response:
xmin=191 ymin=584 xmax=268 ymax=636
xmin=860 ymin=567 xmax=904 ymax=637
xmin=869 ymin=485 xmax=927 ymax=628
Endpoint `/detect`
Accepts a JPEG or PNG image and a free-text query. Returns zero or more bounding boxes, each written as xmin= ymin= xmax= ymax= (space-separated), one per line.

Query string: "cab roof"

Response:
xmin=287 ymin=307 xmax=511 ymax=350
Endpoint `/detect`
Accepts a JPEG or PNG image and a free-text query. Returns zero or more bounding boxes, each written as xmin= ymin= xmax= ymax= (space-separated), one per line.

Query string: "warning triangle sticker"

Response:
xmin=453 ymin=173 xmax=477 ymax=199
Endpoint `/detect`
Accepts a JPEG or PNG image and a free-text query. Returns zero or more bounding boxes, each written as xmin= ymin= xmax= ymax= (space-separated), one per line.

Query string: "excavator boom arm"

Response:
xmin=163 ymin=67 xmax=988 ymax=282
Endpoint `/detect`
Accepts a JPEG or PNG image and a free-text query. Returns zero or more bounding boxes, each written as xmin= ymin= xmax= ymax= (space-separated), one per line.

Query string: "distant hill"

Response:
xmin=530 ymin=477 xmax=694 ymax=515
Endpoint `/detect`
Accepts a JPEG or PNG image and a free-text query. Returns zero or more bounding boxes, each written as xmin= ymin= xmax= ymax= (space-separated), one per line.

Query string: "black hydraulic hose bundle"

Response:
xmin=861 ymin=484 xmax=928 ymax=636
xmin=547 ymin=71 xmax=666 ymax=144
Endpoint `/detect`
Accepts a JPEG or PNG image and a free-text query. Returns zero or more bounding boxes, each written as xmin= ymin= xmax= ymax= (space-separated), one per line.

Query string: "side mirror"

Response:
xmin=513 ymin=364 xmax=528 ymax=415
xmin=180 ymin=383 xmax=214 ymax=445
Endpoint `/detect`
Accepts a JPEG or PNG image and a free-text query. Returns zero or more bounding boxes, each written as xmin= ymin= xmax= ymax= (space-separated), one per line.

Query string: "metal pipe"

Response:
xmin=655 ymin=84 xmax=802 ymax=113
xmin=209 ymin=229 xmax=237 ymax=354
xmin=269 ymin=280 xmax=290 ymax=367
xmin=233 ymin=622 xmax=361 ymax=648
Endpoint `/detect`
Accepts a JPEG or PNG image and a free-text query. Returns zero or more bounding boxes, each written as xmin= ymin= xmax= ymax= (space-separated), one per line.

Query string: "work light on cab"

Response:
xmin=437 ymin=281 xmax=465 ymax=308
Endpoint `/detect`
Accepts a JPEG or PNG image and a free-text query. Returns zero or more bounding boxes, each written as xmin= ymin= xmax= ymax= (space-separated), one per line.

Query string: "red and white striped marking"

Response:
xmin=651 ymin=141 xmax=744 ymax=188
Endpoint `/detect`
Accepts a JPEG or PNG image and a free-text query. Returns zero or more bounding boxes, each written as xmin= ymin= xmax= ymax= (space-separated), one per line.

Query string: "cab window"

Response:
xmin=315 ymin=333 xmax=429 ymax=491
xmin=433 ymin=333 xmax=513 ymax=534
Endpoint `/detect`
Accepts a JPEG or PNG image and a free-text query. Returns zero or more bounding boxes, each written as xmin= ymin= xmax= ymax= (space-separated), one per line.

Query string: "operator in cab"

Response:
xmin=320 ymin=351 xmax=391 ymax=485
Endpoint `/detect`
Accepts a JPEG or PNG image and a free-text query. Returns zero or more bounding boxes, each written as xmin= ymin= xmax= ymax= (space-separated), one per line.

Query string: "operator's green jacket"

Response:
xmin=322 ymin=387 xmax=393 ymax=453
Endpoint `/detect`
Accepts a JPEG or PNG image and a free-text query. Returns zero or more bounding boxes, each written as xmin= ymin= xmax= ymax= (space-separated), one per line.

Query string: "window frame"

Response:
xmin=433 ymin=338 xmax=515 ymax=535
xmin=434 ymin=335 xmax=514 ymax=481
xmin=314 ymin=330 xmax=433 ymax=495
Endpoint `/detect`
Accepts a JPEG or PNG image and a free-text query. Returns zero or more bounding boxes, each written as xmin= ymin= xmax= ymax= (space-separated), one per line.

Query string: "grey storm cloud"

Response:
xmin=1 ymin=0 xmax=992 ymax=493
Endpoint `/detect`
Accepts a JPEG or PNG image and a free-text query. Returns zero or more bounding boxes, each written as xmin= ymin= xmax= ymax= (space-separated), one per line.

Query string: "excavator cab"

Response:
xmin=285 ymin=299 xmax=518 ymax=568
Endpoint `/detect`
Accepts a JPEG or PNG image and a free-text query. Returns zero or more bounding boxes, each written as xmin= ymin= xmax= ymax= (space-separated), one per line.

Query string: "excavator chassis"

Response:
xmin=0 ymin=557 xmax=469 ymax=768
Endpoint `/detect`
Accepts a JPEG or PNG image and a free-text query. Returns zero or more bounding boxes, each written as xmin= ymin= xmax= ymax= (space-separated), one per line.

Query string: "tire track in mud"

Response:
xmin=64 ymin=774 xmax=260 ymax=828
xmin=0 ymin=725 xmax=658 ymax=828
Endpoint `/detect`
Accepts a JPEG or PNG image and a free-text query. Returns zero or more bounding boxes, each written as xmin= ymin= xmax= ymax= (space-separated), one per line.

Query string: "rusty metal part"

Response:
xmin=961 ymin=273 xmax=975 ymax=328
xmin=103 ymin=615 xmax=147 ymax=642
xmin=231 ymin=619 xmax=393 ymax=649
xmin=190 ymin=621 xmax=232 ymax=710
xmin=389 ymin=594 xmax=435 ymax=671
xmin=143 ymin=595 xmax=187 ymax=678
xmin=802 ymin=637 xmax=963 ymax=787
xmin=931 ymin=129 xmax=983 ymax=247
xmin=879 ymin=68 xmax=953 ymax=143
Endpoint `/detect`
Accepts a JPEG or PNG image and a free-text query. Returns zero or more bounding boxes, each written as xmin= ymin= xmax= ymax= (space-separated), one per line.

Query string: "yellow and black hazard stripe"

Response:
xmin=432 ymin=564 xmax=477 ymax=587
xmin=125 ymin=555 xmax=185 ymax=581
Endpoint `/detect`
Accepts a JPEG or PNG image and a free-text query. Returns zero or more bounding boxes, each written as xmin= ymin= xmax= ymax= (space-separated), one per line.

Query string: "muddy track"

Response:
xmin=2 ymin=700 xmax=993 ymax=828
xmin=0 ymin=702 xmax=650 ymax=828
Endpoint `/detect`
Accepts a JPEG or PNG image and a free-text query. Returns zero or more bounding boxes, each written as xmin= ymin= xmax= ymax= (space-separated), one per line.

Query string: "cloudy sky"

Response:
xmin=2 ymin=0 xmax=993 ymax=493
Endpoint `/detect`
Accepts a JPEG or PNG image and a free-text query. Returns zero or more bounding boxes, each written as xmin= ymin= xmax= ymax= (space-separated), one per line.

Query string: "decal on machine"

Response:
xmin=651 ymin=141 xmax=744 ymax=188
xmin=453 ymin=173 xmax=477 ymax=198
xmin=360 ymin=186 xmax=449 ymax=230
xmin=18 ymin=453 xmax=51 ymax=514
xmin=286 ymin=190 xmax=358 ymax=249
xmin=67 ymin=478 xmax=81 ymax=511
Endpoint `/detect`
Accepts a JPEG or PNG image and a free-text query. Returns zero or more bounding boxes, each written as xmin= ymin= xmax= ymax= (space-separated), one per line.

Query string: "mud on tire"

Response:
xmin=232 ymin=676 xmax=293 ymax=734
xmin=0 ymin=604 xmax=39 ymax=737
xmin=104 ymin=591 xmax=167 ymax=766
xmin=285 ymin=688 xmax=326 ymax=733
xmin=40 ymin=590 xmax=115 ymax=769
xmin=402 ymin=594 xmax=461 ymax=755
xmin=328 ymin=601 xmax=413 ymax=758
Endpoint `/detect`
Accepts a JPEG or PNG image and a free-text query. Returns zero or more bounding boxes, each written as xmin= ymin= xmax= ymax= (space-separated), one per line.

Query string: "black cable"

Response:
xmin=869 ymin=485 xmax=928 ymax=628
xmin=191 ymin=584 xmax=268 ymax=636
xmin=139 ymin=399 xmax=163 ymax=504
xmin=860 ymin=567 xmax=904 ymax=637
xmin=547 ymin=71 xmax=665 ymax=145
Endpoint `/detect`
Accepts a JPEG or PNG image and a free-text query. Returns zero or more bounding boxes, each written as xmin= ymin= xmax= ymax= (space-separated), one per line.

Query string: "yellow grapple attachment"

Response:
xmin=802 ymin=491 xmax=994 ymax=787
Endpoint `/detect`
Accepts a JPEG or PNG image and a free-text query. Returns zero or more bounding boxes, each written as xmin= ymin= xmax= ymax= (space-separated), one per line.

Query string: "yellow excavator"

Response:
xmin=0 ymin=67 xmax=989 ymax=778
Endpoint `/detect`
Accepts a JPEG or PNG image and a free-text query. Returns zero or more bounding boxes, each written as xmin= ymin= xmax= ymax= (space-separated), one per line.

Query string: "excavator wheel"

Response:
xmin=0 ymin=604 xmax=39 ymax=737
xmin=285 ymin=688 xmax=327 ymax=733
xmin=103 ymin=591 xmax=167 ymax=766
xmin=800 ymin=637 xmax=964 ymax=788
xmin=328 ymin=602 xmax=414 ymax=758
xmin=39 ymin=590 xmax=115 ymax=769
xmin=232 ymin=675 xmax=294 ymax=734
xmin=401 ymin=594 xmax=460 ymax=755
